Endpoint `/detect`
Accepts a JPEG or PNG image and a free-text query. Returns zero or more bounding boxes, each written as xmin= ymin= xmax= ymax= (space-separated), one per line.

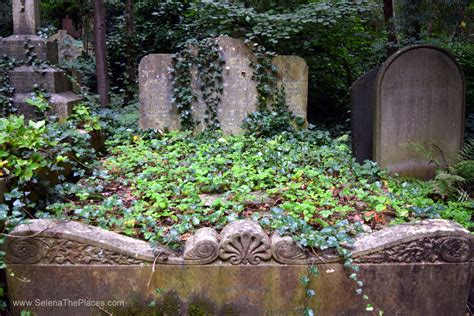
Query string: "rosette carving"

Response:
xmin=183 ymin=228 xmax=219 ymax=264
xmin=6 ymin=237 xmax=46 ymax=264
xmin=219 ymin=220 xmax=271 ymax=265
xmin=439 ymin=237 xmax=471 ymax=263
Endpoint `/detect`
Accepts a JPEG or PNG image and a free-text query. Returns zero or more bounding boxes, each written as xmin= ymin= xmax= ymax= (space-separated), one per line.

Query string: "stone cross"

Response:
xmin=12 ymin=0 xmax=40 ymax=35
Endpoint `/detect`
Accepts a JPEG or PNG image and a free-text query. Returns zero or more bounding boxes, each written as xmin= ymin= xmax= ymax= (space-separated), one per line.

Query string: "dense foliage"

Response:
xmin=0 ymin=100 xmax=102 ymax=238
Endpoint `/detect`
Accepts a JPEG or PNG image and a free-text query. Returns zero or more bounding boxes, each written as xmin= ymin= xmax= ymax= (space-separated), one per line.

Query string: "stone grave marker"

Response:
xmin=351 ymin=45 xmax=465 ymax=179
xmin=139 ymin=36 xmax=308 ymax=134
xmin=351 ymin=68 xmax=378 ymax=163
xmin=0 ymin=0 xmax=82 ymax=120
xmin=48 ymin=30 xmax=83 ymax=62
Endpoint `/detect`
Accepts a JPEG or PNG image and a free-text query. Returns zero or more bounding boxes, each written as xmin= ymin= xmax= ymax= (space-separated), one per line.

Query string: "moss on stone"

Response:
xmin=188 ymin=296 xmax=215 ymax=316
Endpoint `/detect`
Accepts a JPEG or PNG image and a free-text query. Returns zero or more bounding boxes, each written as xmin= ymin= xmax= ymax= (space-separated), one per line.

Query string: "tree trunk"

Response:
xmin=405 ymin=0 xmax=422 ymax=42
xmin=124 ymin=0 xmax=135 ymax=105
xmin=92 ymin=0 xmax=110 ymax=107
xmin=383 ymin=0 xmax=398 ymax=55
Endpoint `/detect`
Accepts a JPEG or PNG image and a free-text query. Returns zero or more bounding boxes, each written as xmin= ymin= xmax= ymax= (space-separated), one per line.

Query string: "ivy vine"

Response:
xmin=0 ymin=55 xmax=16 ymax=116
xmin=171 ymin=45 xmax=195 ymax=131
xmin=196 ymin=38 xmax=225 ymax=130
xmin=170 ymin=36 xmax=300 ymax=134
xmin=248 ymin=42 xmax=279 ymax=112
xmin=171 ymin=37 xmax=225 ymax=131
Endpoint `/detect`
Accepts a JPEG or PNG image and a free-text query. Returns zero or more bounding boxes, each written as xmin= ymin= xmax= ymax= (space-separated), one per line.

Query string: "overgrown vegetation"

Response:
xmin=0 ymin=97 xmax=102 ymax=242
xmin=35 ymin=127 xmax=472 ymax=249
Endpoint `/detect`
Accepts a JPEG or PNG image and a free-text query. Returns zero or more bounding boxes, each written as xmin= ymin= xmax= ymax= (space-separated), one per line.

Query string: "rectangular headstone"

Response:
xmin=13 ymin=0 xmax=40 ymax=35
xmin=273 ymin=56 xmax=308 ymax=120
xmin=350 ymin=68 xmax=378 ymax=163
xmin=139 ymin=54 xmax=178 ymax=131
xmin=139 ymin=36 xmax=308 ymax=134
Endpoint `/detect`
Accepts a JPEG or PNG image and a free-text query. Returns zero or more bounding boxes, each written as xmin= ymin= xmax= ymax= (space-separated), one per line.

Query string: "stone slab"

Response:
xmin=0 ymin=35 xmax=59 ymax=64
xmin=49 ymin=91 xmax=83 ymax=121
xmin=4 ymin=219 xmax=473 ymax=315
xmin=9 ymin=65 xmax=72 ymax=93
xmin=139 ymin=36 xmax=308 ymax=134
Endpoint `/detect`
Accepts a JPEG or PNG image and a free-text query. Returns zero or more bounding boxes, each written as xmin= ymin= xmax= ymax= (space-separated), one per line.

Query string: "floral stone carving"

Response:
xmin=219 ymin=220 xmax=271 ymax=265
xmin=354 ymin=236 xmax=472 ymax=264
xmin=6 ymin=237 xmax=145 ymax=265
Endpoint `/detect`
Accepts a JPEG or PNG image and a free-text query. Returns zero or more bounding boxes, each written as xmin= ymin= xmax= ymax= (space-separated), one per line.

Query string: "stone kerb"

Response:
xmin=4 ymin=218 xmax=472 ymax=315
xmin=139 ymin=36 xmax=308 ymax=134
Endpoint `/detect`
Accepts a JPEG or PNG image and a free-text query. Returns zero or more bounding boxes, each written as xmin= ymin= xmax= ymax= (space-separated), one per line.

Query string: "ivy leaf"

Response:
xmin=28 ymin=120 xmax=45 ymax=130
xmin=303 ymin=308 xmax=314 ymax=316
xmin=300 ymin=275 xmax=310 ymax=286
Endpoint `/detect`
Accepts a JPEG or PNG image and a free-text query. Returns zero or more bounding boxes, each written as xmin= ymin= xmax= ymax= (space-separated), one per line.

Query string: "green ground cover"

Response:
xmin=35 ymin=127 xmax=472 ymax=249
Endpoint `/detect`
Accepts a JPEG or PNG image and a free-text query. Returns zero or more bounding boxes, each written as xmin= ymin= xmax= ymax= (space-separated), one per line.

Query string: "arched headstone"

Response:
xmin=352 ymin=45 xmax=465 ymax=179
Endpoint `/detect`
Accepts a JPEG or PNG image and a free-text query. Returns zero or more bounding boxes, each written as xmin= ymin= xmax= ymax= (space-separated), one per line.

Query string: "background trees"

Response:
xmin=0 ymin=0 xmax=472 ymax=126
xmin=92 ymin=0 xmax=111 ymax=107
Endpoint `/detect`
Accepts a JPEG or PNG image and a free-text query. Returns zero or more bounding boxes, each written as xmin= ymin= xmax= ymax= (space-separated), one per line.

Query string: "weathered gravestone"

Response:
xmin=139 ymin=36 xmax=308 ymax=134
xmin=48 ymin=30 xmax=83 ymax=62
xmin=351 ymin=45 xmax=465 ymax=179
xmin=48 ymin=30 xmax=84 ymax=93
xmin=0 ymin=0 xmax=82 ymax=120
